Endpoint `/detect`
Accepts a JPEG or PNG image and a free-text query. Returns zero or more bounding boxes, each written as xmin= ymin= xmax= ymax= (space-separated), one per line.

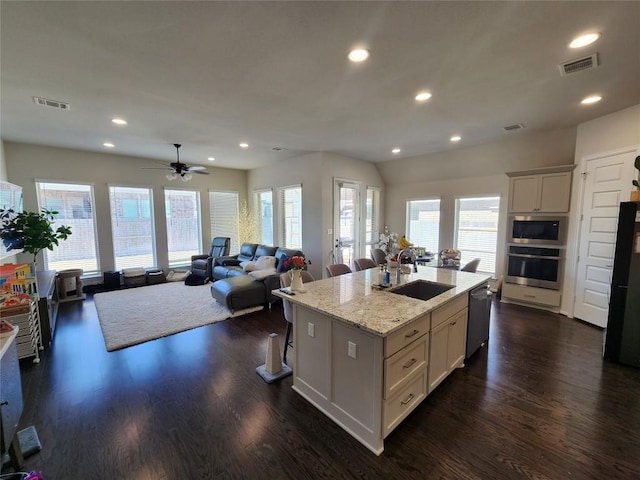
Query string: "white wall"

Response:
xmin=0 ymin=140 xmax=7 ymax=182
xmin=4 ymin=141 xmax=247 ymax=274
xmin=562 ymin=104 xmax=640 ymax=316
xmin=379 ymin=127 xmax=577 ymax=278
xmin=247 ymin=151 xmax=384 ymax=279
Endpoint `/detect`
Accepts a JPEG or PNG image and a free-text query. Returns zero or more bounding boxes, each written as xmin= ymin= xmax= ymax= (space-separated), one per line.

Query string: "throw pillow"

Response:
xmin=248 ymin=267 xmax=277 ymax=280
xmin=254 ymin=255 xmax=276 ymax=270
xmin=276 ymin=254 xmax=291 ymax=273
xmin=240 ymin=261 xmax=256 ymax=272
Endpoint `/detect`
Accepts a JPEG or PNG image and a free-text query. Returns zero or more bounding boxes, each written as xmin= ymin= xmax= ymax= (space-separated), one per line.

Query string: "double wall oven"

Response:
xmin=506 ymin=216 xmax=567 ymax=290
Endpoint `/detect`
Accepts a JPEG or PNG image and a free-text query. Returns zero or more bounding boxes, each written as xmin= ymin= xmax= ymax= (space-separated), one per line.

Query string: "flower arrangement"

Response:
xmin=378 ymin=228 xmax=399 ymax=257
xmin=283 ymin=255 xmax=310 ymax=271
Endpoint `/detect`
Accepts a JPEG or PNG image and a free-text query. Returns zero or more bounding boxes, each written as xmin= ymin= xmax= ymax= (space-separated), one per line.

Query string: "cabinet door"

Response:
xmin=294 ymin=307 xmax=331 ymax=397
xmin=447 ymin=309 xmax=468 ymax=371
xmin=538 ymin=172 xmax=571 ymax=212
xmin=0 ymin=337 xmax=23 ymax=453
xmin=509 ymin=176 xmax=539 ymax=212
xmin=428 ymin=320 xmax=449 ymax=393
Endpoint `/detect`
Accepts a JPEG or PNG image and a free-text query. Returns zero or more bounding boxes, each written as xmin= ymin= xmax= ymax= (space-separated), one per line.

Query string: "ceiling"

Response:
xmin=1 ymin=1 xmax=639 ymax=171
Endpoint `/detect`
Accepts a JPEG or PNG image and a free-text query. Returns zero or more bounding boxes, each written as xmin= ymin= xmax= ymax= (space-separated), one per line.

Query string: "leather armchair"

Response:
xmin=191 ymin=237 xmax=231 ymax=278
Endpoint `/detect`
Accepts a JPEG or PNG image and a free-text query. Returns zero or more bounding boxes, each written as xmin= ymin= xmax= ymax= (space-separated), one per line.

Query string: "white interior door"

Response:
xmin=574 ymin=148 xmax=637 ymax=327
xmin=334 ymin=181 xmax=360 ymax=267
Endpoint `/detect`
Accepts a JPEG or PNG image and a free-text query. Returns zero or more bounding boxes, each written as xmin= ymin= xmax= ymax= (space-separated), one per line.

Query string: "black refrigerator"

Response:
xmin=604 ymin=201 xmax=640 ymax=367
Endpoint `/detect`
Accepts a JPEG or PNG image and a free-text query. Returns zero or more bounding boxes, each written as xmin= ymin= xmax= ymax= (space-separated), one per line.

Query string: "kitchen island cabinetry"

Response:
xmin=274 ymin=267 xmax=489 ymax=454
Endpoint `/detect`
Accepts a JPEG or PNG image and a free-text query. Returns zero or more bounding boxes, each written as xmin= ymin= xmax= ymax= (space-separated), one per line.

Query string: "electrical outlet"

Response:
xmin=348 ymin=341 xmax=357 ymax=359
xmin=308 ymin=322 xmax=315 ymax=337
xmin=327 ymin=228 xmax=333 ymax=235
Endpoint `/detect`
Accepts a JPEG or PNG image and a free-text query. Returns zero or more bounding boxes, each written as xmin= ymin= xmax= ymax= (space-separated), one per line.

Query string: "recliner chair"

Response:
xmin=191 ymin=237 xmax=231 ymax=279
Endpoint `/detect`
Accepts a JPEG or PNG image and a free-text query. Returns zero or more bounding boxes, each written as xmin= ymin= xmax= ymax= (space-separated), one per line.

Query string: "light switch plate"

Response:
xmin=348 ymin=341 xmax=357 ymax=359
xmin=308 ymin=322 xmax=315 ymax=337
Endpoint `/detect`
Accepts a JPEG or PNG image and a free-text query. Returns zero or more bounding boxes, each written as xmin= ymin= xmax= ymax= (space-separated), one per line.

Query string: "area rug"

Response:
xmin=94 ymin=282 xmax=262 ymax=351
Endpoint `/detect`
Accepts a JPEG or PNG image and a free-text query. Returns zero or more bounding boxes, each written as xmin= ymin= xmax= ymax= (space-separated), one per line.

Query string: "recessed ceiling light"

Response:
xmin=570 ymin=33 xmax=600 ymax=49
xmin=208 ymin=157 xmax=215 ymax=161
xmin=581 ymin=95 xmax=602 ymax=105
xmin=450 ymin=135 xmax=462 ymax=142
xmin=239 ymin=142 xmax=249 ymax=149
xmin=348 ymin=48 xmax=370 ymax=63
xmin=391 ymin=148 xmax=401 ymax=154
xmin=111 ymin=118 xmax=127 ymax=125
xmin=415 ymin=91 xmax=432 ymax=102
xmin=103 ymin=142 xmax=115 ymax=148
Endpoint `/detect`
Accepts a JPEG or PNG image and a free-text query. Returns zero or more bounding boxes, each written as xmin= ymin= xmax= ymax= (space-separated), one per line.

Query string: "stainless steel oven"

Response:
xmin=509 ymin=215 xmax=567 ymax=246
xmin=506 ymin=245 xmax=563 ymax=290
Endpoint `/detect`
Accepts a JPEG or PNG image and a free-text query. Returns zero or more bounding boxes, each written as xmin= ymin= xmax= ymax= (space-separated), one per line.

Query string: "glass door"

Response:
xmin=334 ymin=181 xmax=360 ymax=267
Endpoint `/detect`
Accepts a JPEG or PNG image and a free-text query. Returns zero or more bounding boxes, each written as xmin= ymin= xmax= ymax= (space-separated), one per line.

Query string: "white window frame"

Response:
xmin=164 ymin=188 xmax=202 ymax=268
xmin=365 ymin=186 xmax=381 ymax=259
xmin=454 ymin=196 xmax=500 ymax=274
xmin=406 ymin=198 xmax=441 ymax=254
xmin=276 ymin=184 xmax=302 ymax=249
xmin=109 ymin=185 xmax=157 ymax=270
xmin=253 ymin=188 xmax=274 ymax=246
xmin=209 ymin=190 xmax=240 ymax=253
xmin=35 ymin=181 xmax=100 ymax=276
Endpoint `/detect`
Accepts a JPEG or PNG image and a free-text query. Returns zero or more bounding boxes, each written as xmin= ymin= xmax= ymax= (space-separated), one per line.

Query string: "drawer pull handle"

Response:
xmin=405 ymin=329 xmax=420 ymax=338
xmin=403 ymin=358 xmax=417 ymax=369
xmin=451 ymin=321 xmax=457 ymax=326
xmin=523 ymin=294 xmax=536 ymax=298
xmin=0 ymin=401 xmax=8 ymax=407
xmin=401 ymin=393 xmax=415 ymax=405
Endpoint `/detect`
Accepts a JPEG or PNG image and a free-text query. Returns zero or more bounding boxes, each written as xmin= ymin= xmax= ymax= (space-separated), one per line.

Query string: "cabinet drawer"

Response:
xmin=384 ymin=314 xmax=430 ymax=358
xmin=383 ymin=370 xmax=427 ymax=437
xmin=384 ymin=335 xmax=428 ymax=399
xmin=432 ymin=294 xmax=468 ymax=329
xmin=502 ymin=283 xmax=561 ymax=307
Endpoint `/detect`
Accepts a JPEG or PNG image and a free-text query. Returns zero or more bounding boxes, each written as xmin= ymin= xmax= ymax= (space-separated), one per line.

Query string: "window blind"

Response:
xmin=366 ymin=187 xmax=381 ymax=258
xmin=254 ymin=189 xmax=274 ymax=246
xmin=278 ymin=185 xmax=302 ymax=249
xmin=165 ymin=189 xmax=201 ymax=268
xmin=455 ymin=196 xmax=500 ymax=274
xmin=109 ymin=186 xmax=156 ymax=270
xmin=209 ymin=191 xmax=239 ymax=253
xmin=407 ymin=199 xmax=441 ymax=253
xmin=36 ymin=182 xmax=100 ymax=275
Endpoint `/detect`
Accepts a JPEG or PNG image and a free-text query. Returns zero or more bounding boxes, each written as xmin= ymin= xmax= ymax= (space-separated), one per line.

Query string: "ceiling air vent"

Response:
xmin=559 ymin=53 xmax=599 ymax=76
xmin=33 ymin=96 xmax=70 ymax=111
xmin=504 ymin=123 xmax=525 ymax=131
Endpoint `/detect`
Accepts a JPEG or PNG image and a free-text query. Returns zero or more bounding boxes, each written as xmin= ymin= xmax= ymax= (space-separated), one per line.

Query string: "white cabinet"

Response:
xmin=509 ymin=172 xmax=572 ymax=213
xmin=501 ymin=283 xmax=561 ymax=308
xmin=428 ymin=295 xmax=468 ymax=393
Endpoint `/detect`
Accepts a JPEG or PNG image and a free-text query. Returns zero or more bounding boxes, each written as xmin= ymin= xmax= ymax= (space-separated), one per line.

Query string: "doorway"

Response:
xmin=333 ymin=180 xmax=360 ymax=267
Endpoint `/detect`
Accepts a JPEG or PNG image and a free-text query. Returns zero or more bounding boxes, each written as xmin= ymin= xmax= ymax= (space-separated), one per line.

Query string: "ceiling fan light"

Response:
xmin=166 ymin=172 xmax=177 ymax=181
xmin=181 ymin=173 xmax=193 ymax=182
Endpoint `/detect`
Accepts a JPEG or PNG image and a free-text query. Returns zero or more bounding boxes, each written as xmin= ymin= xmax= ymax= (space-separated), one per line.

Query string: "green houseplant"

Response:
xmin=0 ymin=208 xmax=72 ymax=265
xmin=632 ymin=155 xmax=640 ymax=202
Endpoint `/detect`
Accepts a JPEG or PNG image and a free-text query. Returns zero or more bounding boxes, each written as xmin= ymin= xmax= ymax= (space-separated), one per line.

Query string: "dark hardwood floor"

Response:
xmin=5 ymin=295 xmax=640 ymax=479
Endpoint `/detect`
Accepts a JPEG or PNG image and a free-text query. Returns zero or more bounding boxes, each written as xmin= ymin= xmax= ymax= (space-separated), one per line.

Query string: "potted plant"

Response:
xmin=0 ymin=208 xmax=72 ymax=266
xmin=632 ymin=155 xmax=640 ymax=202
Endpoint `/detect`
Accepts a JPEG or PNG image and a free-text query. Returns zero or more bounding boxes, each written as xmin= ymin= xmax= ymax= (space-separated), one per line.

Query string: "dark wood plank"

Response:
xmin=6 ymin=296 xmax=640 ymax=479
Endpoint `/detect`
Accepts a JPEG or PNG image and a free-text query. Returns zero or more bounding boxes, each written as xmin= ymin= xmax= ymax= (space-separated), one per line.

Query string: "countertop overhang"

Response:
xmin=272 ymin=267 xmax=491 ymax=337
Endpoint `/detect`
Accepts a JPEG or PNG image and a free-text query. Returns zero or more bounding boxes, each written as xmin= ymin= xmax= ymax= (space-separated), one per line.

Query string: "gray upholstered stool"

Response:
xmin=210 ymin=276 xmax=266 ymax=312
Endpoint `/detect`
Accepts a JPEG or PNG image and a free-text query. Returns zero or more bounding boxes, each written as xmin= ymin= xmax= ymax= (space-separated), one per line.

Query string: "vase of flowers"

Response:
xmin=283 ymin=255 xmax=310 ymax=292
xmin=378 ymin=227 xmax=399 ymax=265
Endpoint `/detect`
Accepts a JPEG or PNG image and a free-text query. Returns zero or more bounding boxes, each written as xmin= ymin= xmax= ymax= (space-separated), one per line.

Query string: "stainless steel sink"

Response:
xmin=390 ymin=280 xmax=454 ymax=301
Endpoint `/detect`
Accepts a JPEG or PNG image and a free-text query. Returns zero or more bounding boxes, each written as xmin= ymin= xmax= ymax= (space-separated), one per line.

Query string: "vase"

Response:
xmin=290 ymin=269 xmax=305 ymax=292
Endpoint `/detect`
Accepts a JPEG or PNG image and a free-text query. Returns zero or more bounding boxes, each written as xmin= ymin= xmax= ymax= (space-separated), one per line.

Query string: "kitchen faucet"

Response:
xmin=394 ymin=247 xmax=418 ymax=284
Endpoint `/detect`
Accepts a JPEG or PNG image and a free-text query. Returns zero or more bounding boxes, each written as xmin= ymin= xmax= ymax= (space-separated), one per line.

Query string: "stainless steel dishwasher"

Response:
xmin=466 ymin=282 xmax=491 ymax=358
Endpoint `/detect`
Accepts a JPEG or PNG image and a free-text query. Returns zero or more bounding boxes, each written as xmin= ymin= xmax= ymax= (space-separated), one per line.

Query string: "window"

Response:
xmin=109 ymin=186 xmax=156 ymax=270
xmin=164 ymin=189 xmax=201 ymax=268
xmin=254 ymin=189 xmax=273 ymax=245
xmin=365 ymin=187 xmax=381 ymax=259
xmin=277 ymin=185 xmax=302 ymax=249
xmin=455 ymin=196 xmax=500 ymax=274
xmin=209 ymin=191 xmax=239 ymax=253
xmin=36 ymin=182 xmax=100 ymax=275
xmin=406 ymin=199 xmax=440 ymax=253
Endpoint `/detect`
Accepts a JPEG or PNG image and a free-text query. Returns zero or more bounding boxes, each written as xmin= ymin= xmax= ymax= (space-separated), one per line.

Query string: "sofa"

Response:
xmin=210 ymin=243 xmax=304 ymax=311
xmin=190 ymin=237 xmax=231 ymax=279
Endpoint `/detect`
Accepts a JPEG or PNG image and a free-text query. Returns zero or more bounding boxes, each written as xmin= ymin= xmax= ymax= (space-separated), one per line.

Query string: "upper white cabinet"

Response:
xmin=507 ymin=165 xmax=575 ymax=213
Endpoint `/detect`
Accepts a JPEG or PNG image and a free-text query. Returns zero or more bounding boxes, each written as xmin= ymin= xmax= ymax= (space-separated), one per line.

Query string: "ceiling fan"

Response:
xmin=143 ymin=143 xmax=209 ymax=181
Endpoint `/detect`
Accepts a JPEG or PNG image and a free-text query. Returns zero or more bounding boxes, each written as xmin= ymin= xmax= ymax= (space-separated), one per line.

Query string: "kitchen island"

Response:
xmin=272 ymin=266 xmax=491 ymax=454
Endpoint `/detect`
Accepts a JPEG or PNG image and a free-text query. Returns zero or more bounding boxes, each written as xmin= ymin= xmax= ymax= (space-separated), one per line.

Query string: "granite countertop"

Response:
xmin=0 ymin=327 xmax=19 ymax=359
xmin=272 ymin=266 xmax=491 ymax=337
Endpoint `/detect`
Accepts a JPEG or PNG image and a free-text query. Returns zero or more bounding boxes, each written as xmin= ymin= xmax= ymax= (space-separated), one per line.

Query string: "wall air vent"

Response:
xmin=559 ymin=53 xmax=599 ymax=76
xmin=33 ymin=96 xmax=70 ymax=110
xmin=504 ymin=123 xmax=525 ymax=131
